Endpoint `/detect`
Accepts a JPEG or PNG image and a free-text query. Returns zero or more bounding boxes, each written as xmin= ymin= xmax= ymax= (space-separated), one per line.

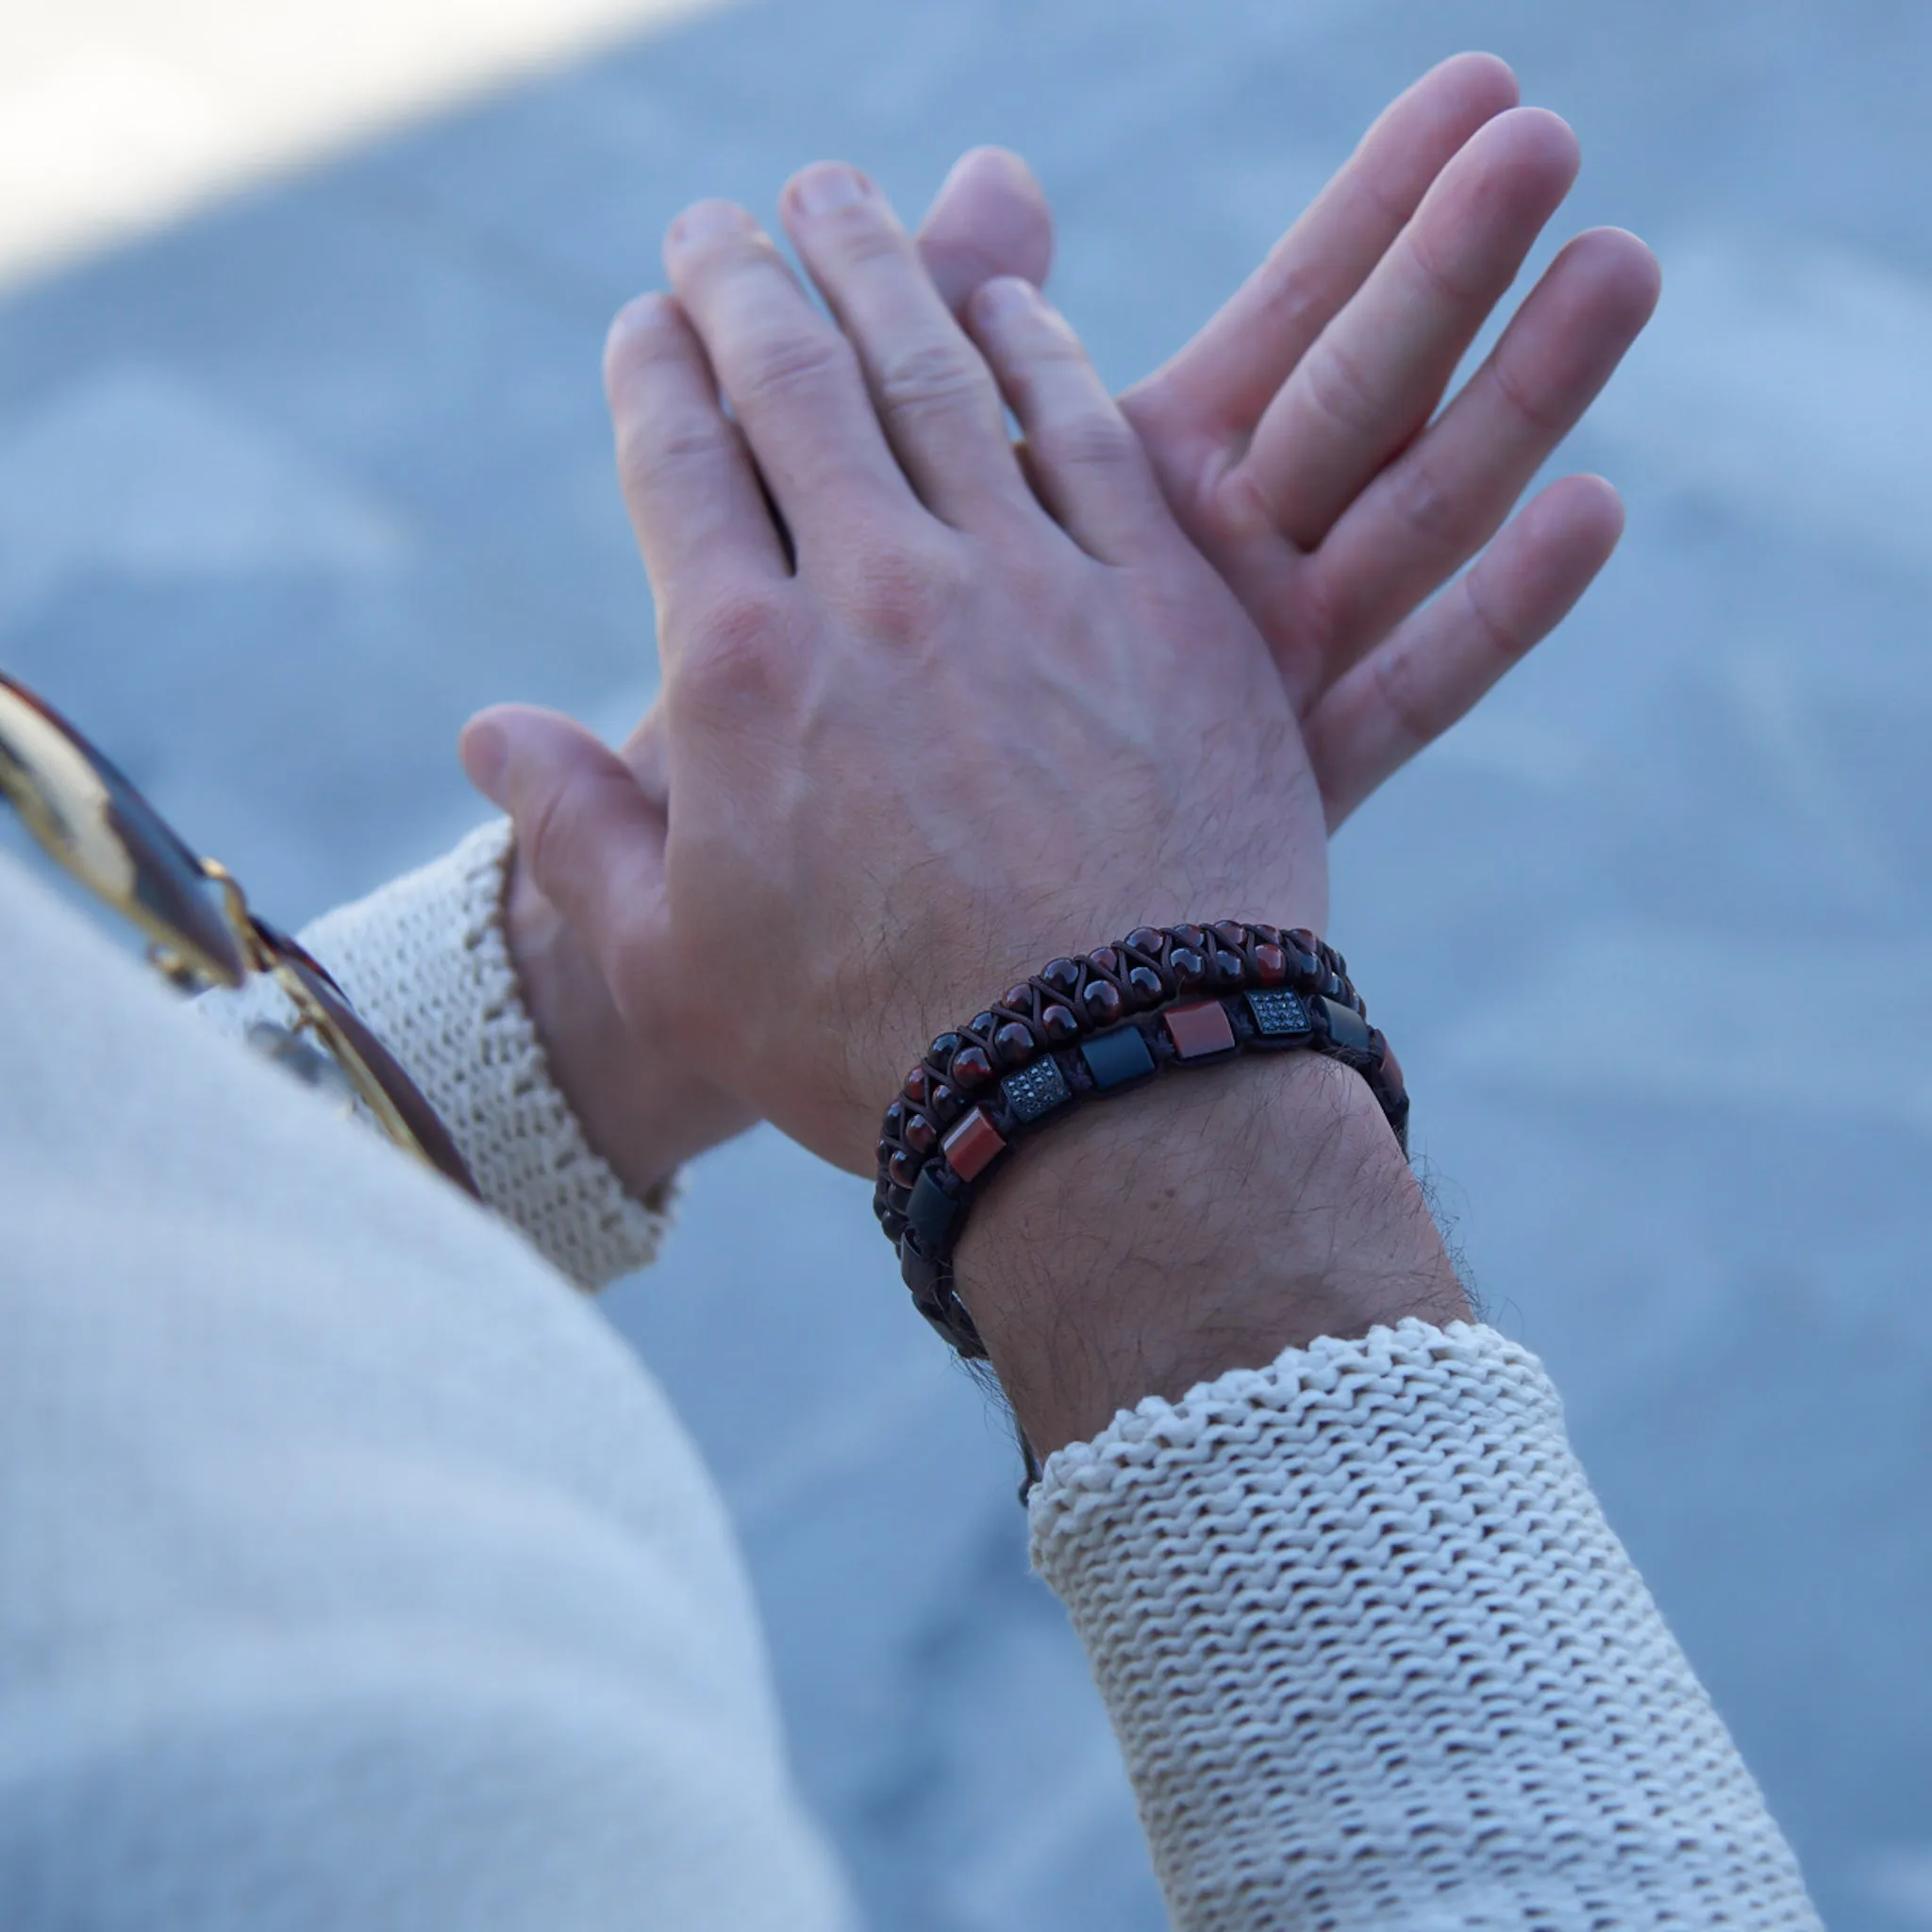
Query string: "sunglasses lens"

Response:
xmin=258 ymin=918 xmax=480 ymax=1199
xmin=0 ymin=674 xmax=246 ymax=985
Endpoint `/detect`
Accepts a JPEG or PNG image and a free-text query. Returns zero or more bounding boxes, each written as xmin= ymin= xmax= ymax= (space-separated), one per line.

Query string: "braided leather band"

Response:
xmin=874 ymin=922 xmax=1408 ymax=1357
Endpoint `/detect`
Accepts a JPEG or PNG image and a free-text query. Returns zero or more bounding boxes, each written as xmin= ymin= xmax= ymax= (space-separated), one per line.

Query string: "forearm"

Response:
xmin=956 ymin=1058 xmax=1817 ymax=1928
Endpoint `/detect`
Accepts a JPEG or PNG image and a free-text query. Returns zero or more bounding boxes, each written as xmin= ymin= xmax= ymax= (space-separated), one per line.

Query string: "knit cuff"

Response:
xmin=1031 ymin=1320 xmax=1818 ymax=1932
xmin=199 ymin=821 xmax=675 ymax=1289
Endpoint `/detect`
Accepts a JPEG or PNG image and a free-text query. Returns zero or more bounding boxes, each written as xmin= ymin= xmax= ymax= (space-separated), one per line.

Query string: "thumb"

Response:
xmin=460 ymin=703 xmax=671 ymax=990
xmin=915 ymin=146 xmax=1054 ymax=316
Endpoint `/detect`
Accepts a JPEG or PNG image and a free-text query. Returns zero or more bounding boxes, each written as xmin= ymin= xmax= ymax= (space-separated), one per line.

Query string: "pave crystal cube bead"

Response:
xmin=1246 ymin=988 xmax=1312 ymax=1038
xmin=1000 ymin=1057 xmax=1073 ymax=1124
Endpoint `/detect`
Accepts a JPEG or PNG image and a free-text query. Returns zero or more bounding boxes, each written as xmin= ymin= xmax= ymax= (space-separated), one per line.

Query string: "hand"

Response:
xmin=467 ymin=175 xmax=1327 ymax=1175
xmin=465 ymin=173 xmax=1464 ymax=1439
xmin=924 ymin=54 xmax=1660 ymax=824
xmin=488 ymin=55 xmax=1659 ymax=1198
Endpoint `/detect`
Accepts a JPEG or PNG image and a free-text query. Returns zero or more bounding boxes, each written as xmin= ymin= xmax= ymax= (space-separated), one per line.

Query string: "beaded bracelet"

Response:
xmin=873 ymin=922 xmax=1407 ymax=1358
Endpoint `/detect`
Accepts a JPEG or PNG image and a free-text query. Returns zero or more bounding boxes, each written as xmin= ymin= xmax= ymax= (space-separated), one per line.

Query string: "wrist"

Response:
xmin=504 ymin=842 xmax=753 ymax=1198
xmin=953 ymin=1051 xmax=1465 ymax=1457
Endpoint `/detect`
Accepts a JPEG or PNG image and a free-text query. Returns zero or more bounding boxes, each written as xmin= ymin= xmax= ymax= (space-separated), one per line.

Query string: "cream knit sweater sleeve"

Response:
xmin=1031 ymin=1318 xmax=1822 ymax=1930
xmin=201 ymin=819 xmax=672 ymax=1289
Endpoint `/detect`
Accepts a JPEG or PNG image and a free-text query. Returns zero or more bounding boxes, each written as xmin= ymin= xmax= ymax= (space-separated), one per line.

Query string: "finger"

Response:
xmin=966 ymin=277 xmax=1170 ymax=564
xmin=662 ymin=198 xmax=911 ymax=546
xmin=913 ymin=146 xmax=1054 ymax=314
xmin=603 ymin=293 xmax=787 ymax=630
xmin=1307 ymin=227 xmax=1660 ymax=667
xmin=1304 ymin=474 xmax=1624 ymax=826
xmin=1124 ymin=52 xmax=1521 ymax=444
xmin=1241 ymin=106 xmax=1581 ymax=551
xmin=780 ymin=161 xmax=1033 ymax=528
xmin=619 ymin=703 xmax=668 ymax=808
xmin=460 ymin=705 xmax=672 ymax=1004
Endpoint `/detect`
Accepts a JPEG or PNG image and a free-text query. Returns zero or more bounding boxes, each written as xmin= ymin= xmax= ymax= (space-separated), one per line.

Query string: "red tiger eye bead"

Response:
xmin=904 ymin=1067 xmax=931 ymax=1107
xmin=1249 ymin=924 xmax=1281 ymax=947
xmin=1125 ymin=964 xmax=1163 ymax=1007
xmin=927 ymin=1081 xmax=961 ymax=1124
xmin=1003 ymin=984 xmax=1035 ymax=1014
xmin=889 ymin=1147 xmax=923 ymax=1189
xmin=1040 ymin=1003 xmax=1079 ymax=1043
xmin=1081 ymin=979 xmax=1124 ymax=1024
xmin=1124 ymin=927 xmax=1165 ymax=958
xmin=1211 ymin=920 xmax=1249 ymax=951
xmin=1172 ymin=924 xmax=1206 ymax=953
xmin=993 ymin=1022 xmax=1034 ymax=1067
xmin=903 ymin=1112 xmax=938 ymax=1156
xmin=941 ymin=1107 xmax=1007 ymax=1183
xmin=1254 ymin=943 xmax=1288 ymax=985
xmin=1087 ymin=946 xmax=1121 ymax=976
xmin=951 ymin=1044 xmax=994 ymax=1090
xmin=1040 ymin=958 xmax=1080 ymax=993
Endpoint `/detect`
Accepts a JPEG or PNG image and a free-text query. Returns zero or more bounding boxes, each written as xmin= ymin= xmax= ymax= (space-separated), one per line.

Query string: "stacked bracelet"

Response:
xmin=873 ymin=922 xmax=1408 ymax=1358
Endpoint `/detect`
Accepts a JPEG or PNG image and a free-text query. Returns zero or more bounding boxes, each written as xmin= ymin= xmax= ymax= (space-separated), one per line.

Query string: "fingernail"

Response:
xmin=790 ymin=163 xmax=870 ymax=217
xmin=671 ymin=199 xmax=753 ymax=248
xmin=974 ymin=275 xmax=1038 ymax=323
xmin=459 ymin=716 xmax=509 ymax=806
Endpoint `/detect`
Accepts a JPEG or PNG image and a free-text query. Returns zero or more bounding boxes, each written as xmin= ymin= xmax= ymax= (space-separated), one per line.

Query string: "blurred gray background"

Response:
xmin=3 ymin=0 xmax=1928 ymax=1924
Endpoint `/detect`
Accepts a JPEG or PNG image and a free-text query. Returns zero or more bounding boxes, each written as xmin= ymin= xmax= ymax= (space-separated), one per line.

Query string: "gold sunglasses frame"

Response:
xmin=0 ymin=671 xmax=477 ymax=1197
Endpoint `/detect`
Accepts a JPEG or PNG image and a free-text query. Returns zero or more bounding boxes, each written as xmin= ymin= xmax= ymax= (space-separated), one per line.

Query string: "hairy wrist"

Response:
xmin=952 ymin=1052 xmax=1466 ymax=1457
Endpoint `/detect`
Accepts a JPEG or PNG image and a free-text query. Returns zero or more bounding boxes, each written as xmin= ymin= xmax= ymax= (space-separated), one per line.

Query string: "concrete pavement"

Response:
xmin=2 ymin=0 xmax=1928 ymax=1924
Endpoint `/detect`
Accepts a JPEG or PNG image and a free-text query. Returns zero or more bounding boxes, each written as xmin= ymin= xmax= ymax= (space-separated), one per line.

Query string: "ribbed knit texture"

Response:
xmin=200 ymin=820 xmax=673 ymax=1289
xmin=1031 ymin=1320 xmax=1821 ymax=1931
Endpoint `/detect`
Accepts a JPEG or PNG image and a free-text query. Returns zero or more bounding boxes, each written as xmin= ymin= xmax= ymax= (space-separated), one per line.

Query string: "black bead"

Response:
xmin=1040 ymin=957 xmax=1081 ymax=993
xmin=882 ymin=1100 xmax=906 ymax=1135
xmin=1124 ymin=926 xmax=1166 ymax=958
xmin=1079 ymin=1025 xmax=1157 ymax=1091
xmin=1314 ymin=994 xmax=1373 ymax=1056
xmin=903 ymin=1112 xmax=938 ymax=1156
xmin=1125 ymin=964 xmax=1164 ymax=1007
xmin=927 ymin=1031 xmax=962 ymax=1065
xmin=905 ymin=1169 xmax=963 ymax=1253
xmin=889 ymin=1147 xmax=923 ymax=1190
xmin=1171 ymin=948 xmax=1206 ymax=990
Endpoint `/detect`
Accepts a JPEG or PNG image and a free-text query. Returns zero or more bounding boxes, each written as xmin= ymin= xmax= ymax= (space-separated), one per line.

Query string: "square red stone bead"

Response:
xmin=1163 ymin=998 xmax=1236 ymax=1060
xmin=941 ymin=1107 xmax=1007 ymax=1182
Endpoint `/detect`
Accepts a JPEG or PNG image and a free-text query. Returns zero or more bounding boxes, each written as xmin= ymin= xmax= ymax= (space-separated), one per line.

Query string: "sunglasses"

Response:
xmin=0 ymin=669 xmax=478 ymax=1198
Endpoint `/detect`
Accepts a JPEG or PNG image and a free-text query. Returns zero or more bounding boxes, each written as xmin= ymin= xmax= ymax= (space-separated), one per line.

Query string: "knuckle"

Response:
xmin=1383 ymin=452 xmax=1472 ymax=552
xmin=842 ymin=544 xmax=962 ymax=645
xmin=615 ymin=412 xmax=726 ymax=495
xmin=1034 ymin=407 xmax=1138 ymax=476
xmin=738 ymin=330 xmax=856 ymax=413
xmin=873 ymin=337 xmax=992 ymax=425
xmin=676 ymin=591 xmax=793 ymax=711
xmin=1301 ymin=336 xmax=1382 ymax=437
